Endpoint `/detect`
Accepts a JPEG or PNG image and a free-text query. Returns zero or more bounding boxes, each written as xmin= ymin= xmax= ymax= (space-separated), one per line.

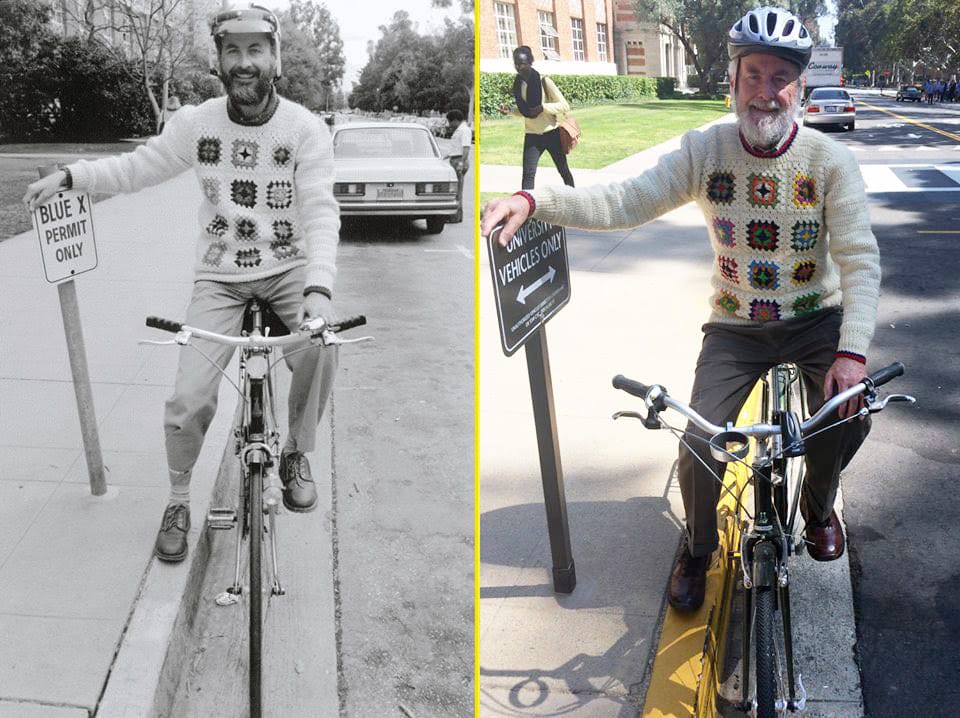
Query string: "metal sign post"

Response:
xmin=488 ymin=221 xmax=575 ymax=593
xmin=33 ymin=166 xmax=106 ymax=496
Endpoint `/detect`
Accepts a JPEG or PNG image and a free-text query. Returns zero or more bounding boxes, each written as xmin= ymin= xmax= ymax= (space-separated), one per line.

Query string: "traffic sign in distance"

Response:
xmin=488 ymin=220 xmax=571 ymax=356
xmin=33 ymin=189 xmax=98 ymax=284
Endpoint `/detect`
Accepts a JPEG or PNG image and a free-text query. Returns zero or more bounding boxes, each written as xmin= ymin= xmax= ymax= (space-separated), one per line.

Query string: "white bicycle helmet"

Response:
xmin=209 ymin=4 xmax=282 ymax=78
xmin=728 ymin=6 xmax=812 ymax=69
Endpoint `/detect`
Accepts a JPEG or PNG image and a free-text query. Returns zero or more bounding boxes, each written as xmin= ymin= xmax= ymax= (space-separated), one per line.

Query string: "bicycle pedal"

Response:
xmin=206 ymin=507 xmax=237 ymax=530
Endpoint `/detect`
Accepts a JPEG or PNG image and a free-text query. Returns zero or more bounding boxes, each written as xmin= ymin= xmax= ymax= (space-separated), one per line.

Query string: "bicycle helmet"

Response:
xmin=728 ymin=6 xmax=812 ymax=70
xmin=209 ymin=4 xmax=282 ymax=78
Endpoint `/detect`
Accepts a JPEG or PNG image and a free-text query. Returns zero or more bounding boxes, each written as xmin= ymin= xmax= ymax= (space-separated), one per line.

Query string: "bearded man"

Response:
xmin=24 ymin=4 xmax=340 ymax=562
xmin=481 ymin=6 xmax=881 ymax=611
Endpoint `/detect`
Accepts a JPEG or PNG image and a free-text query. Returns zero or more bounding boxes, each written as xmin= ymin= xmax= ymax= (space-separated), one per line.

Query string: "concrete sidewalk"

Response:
xmin=0 ymin=174 xmax=255 ymax=716
xmin=479 ymin=116 xmax=863 ymax=716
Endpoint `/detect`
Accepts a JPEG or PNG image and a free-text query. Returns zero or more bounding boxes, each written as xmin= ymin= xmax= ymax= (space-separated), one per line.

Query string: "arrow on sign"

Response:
xmin=517 ymin=265 xmax=557 ymax=305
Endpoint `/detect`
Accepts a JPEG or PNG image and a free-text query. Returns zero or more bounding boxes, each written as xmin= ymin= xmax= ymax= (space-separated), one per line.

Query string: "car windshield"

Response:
xmin=811 ymin=90 xmax=850 ymax=101
xmin=333 ymin=128 xmax=438 ymax=159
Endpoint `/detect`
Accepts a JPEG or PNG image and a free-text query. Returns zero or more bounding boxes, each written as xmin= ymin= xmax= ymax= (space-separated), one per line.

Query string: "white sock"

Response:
xmin=168 ymin=468 xmax=191 ymax=506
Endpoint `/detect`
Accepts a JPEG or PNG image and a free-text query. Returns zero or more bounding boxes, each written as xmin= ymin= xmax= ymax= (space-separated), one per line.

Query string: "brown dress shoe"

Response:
xmin=803 ymin=509 xmax=845 ymax=562
xmin=668 ymin=546 xmax=711 ymax=612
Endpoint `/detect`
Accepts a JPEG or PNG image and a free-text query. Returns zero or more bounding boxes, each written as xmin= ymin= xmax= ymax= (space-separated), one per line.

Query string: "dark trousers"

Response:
xmin=521 ymin=128 xmax=575 ymax=190
xmin=677 ymin=308 xmax=871 ymax=557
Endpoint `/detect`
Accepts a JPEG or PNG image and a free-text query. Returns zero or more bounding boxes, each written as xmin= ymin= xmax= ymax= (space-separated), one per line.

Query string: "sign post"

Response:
xmin=488 ymin=220 xmax=575 ymax=593
xmin=32 ymin=166 xmax=106 ymax=496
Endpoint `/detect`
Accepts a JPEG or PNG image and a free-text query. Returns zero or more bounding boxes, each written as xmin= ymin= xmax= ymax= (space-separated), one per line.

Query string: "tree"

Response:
xmin=288 ymin=0 xmax=347 ymax=111
xmin=631 ymin=0 xmax=826 ymax=94
xmin=65 ymin=0 xmax=207 ymax=131
xmin=348 ymin=11 xmax=473 ymax=117
xmin=276 ymin=14 xmax=327 ymax=110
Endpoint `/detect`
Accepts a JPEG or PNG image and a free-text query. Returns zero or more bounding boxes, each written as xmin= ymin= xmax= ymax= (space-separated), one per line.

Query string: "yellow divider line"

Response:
xmin=858 ymin=100 xmax=960 ymax=142
xmin=642 ymin=384 xmax=763 ymax=718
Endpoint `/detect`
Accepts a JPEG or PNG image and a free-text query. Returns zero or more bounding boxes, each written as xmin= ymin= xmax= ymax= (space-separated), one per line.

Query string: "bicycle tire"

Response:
xmin=248 ymin=377 xmax=265 ymax=718
xmin=249 ymin=461 xmax=264 ymax=718
xmin=754 ymin=586 xmax=777 ymax=717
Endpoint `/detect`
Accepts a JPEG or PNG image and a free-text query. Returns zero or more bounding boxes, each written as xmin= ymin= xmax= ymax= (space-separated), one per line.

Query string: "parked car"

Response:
xmin=802 ymin=87 xmax=856 ymax=131
xmin=896 ymin=85 xmax=922 ymax=102
xmin=331 ymin=122 xmax=459 ymax=234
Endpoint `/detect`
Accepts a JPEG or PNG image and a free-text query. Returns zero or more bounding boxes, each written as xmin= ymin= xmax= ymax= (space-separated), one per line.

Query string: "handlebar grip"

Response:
xmin=612 ymin=374 xmax=651 ymax=399
xmin=331 ymin=315 xmax=366 ymax=332
xmin=145 ymin=316 xmax=183 ymax=334
xmin=868 ymin=361 xmax=904 ymax=388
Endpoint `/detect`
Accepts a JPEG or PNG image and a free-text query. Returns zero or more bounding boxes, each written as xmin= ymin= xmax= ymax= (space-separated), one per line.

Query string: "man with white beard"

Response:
xmin=481 ymin=6 xmax=881 ymax=612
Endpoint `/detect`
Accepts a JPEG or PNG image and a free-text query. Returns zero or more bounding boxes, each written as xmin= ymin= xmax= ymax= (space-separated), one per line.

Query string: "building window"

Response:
xmin=596 ymin=22 xmax=608 ymax=62
xmin=48 ymin=0 xmax=65 ymax=32
xmin=571 ymin=18 xmax=584 ymax=61
xmin=538 ymin=11 xmax=560 ymax=61
xmin=494 ymin=2 xmax=518 ymax=60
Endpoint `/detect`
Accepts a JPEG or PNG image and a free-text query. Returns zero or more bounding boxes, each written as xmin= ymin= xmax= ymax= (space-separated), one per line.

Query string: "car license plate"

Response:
xmin=377 ymin=187 xmax=403 ymax=200
xmin=826 ymin=106 xmax=840 ymax=113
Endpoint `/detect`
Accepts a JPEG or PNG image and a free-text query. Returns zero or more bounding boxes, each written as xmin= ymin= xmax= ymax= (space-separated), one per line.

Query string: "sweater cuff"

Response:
xmin=834 ymin=351 xmax=866 ymax=364
xmin=303 ymin=285 xmax=332 ymax=299
xmin=513 ymin=190 xmax=535 ymax=216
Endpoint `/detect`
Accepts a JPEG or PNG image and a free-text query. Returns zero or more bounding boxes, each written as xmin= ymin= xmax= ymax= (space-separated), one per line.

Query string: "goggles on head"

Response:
xmin=209 ymin=4 xmax=282 ymax=78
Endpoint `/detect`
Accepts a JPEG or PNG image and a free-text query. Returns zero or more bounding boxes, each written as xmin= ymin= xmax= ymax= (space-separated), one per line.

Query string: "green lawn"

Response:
xmin=480 ymin=99 xmax=730 ymax=170
xmin=0 ymin=142 xmax=139 ymax=241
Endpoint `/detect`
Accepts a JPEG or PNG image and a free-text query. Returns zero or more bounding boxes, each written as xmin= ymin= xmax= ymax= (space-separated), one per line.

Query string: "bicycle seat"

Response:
xmin=242 ymin=299 xmax=291 ymax=337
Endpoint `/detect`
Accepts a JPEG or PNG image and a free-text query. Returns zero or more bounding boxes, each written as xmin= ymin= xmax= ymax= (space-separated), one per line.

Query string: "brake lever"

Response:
xmin=866 ymin=393 xmax=917 ymax=413
xmin=612 ymin=409 xmax=661 ymax=429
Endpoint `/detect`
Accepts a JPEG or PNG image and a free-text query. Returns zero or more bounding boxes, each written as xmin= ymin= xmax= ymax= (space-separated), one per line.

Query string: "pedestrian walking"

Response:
xmin=446 ymin=109 xmax=471 ymax=223
xmin=498 ymin=45 xmax=575 ymax=190
xmin=484 ymin=5 xmax=880 ymax=612
xmin=23 ymin=3 xmax=340 ymax=563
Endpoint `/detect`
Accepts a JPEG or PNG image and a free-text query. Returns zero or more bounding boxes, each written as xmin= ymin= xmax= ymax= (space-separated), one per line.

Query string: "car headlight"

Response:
xmin=415 ymin=182 xmax=454 ymax=195
xmin=334 ymin=183 xmax=365 ymax=196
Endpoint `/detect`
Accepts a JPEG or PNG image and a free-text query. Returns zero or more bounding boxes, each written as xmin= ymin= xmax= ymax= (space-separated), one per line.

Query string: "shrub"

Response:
xmin=655 ymin=77 xmax=676 ymax=99
xmin=479 ymin=72 xmax=657 ymax=118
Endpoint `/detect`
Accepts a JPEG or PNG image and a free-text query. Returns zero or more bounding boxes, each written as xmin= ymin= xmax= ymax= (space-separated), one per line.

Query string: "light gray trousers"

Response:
xmin=164 ymin=266 xmax=338 ymax=476
xmin=677 ymin=308 xmax=871 ymax=557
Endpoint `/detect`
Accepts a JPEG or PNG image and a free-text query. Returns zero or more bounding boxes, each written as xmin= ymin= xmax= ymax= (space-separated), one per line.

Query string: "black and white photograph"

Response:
xmin=0 ymin=0 xmax=474 ymax=715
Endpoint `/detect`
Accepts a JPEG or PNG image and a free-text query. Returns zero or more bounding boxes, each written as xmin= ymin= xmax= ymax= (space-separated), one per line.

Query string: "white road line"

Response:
xmin=424 ymin=246 xmax=474 ymax=259
xmin=860 ymin=163 xmax=960 ymax=193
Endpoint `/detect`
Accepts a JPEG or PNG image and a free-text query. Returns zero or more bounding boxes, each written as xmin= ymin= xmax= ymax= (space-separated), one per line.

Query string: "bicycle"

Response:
xmin=612 ymin=361 xmax=915 ymax=717
xmin=143 ymin=300 xmax=371 ymax=718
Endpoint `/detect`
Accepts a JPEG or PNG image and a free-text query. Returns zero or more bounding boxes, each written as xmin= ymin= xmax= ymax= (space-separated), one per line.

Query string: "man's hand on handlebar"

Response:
xmin=824 ymin=356 xmax=868 ymax=419
xmin=481 ymin=194 xmax=531 ymax=246
xmin=298 ymin=292 xmax=333 ymax=330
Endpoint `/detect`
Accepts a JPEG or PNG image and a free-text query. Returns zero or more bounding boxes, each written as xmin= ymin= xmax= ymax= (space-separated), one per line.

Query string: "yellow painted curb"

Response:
xmin=642 ymin=384 xmax=763 ymax=718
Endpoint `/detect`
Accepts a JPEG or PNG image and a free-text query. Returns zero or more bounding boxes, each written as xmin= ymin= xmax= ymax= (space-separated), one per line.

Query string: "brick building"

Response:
xmin=612 ymin=0 xmax=689 ymax=88
xmin=480 ymin=0 xmax=618 ymax=75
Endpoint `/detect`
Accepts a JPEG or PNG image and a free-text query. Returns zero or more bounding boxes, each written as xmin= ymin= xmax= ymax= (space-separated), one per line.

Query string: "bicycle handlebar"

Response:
xmin=613 ymin=362 xmax=908 ymax=438
xmin=144 ymin=314 xmax=368 ymax=348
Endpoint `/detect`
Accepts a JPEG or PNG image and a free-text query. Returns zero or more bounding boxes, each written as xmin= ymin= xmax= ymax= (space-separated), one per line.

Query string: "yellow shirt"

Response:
xmin=512 ymin=76 xmax=570 ymax=135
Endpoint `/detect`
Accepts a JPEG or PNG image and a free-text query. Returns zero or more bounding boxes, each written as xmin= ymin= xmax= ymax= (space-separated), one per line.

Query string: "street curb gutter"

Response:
xmin=641 ymin=386 xmax=761 ymax=718
xmin=94 ymin=410 xmax=236 ymax=718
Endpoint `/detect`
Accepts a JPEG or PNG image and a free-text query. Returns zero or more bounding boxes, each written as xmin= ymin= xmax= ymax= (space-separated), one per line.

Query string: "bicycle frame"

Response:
xmin=612 ymin=360 xmax=914 ymax=718
xmin=738 ymin=364 xmax=806 ymax=715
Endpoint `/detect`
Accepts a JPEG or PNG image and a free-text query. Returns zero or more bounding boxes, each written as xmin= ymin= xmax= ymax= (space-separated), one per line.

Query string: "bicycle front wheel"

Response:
xmin=249 ymin=461 xmax=264 ymax=718
xmin=754 ymin=586 xmax=777 ymax=718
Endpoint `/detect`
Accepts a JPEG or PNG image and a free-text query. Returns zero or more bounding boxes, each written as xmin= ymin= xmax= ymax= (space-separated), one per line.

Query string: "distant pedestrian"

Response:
xmin=446 ymin=109 xmax=471 ymax=223
xmin=498 ymin=46 xmax=575 ymax=190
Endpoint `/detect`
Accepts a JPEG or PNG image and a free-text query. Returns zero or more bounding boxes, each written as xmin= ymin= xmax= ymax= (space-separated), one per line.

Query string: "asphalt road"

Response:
xmin=169 ymin=160 xmax=475 ymax=717
xmin=835 ymin=91 xmax=960 ymax=717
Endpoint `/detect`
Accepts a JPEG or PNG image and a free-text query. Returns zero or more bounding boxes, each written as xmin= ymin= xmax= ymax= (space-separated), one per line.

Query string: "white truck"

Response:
xmin=802 ymin=47 xmax=843 ymax=97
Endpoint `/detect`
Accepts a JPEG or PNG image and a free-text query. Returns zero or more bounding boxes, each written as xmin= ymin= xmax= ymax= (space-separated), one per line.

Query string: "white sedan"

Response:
xmin=331 ymin=122 xmax=459 ymax=234
xmin=802 ymin=87 xmax=856 ymax=131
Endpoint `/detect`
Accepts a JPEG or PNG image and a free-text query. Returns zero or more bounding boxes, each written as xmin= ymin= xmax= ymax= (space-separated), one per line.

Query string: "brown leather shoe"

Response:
xmin=803 ymin=509 xmax=845 ymax=562
xmin=668 ymin=545 xmax=711 ymax=612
